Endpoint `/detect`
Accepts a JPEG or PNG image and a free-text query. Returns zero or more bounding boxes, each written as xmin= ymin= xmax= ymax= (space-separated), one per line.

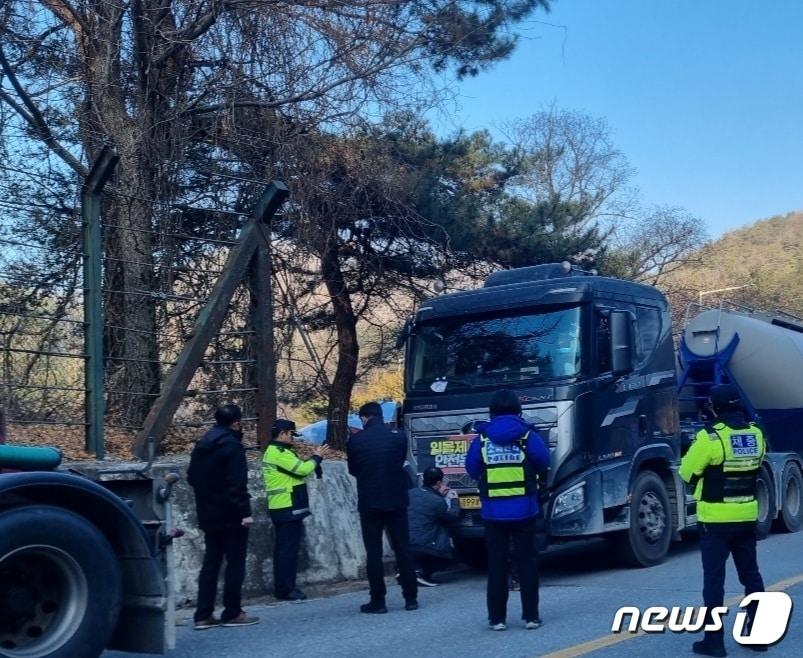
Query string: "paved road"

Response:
xmin=106 ymin=530 xmax=803 ymax=658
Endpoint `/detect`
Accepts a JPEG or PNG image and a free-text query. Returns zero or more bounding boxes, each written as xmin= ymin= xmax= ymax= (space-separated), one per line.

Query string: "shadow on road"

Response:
xmin=537 ymin=532 xmax=701 ymax=577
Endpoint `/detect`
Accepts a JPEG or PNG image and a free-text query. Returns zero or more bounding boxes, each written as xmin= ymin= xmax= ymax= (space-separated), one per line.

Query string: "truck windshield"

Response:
xmin=408 ymin=305 xmax=582 ymax=391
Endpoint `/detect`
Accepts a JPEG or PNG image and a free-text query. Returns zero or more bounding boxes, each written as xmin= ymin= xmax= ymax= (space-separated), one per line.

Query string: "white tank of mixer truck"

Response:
xmin=683 ymin=309 xmax=803 ymax=415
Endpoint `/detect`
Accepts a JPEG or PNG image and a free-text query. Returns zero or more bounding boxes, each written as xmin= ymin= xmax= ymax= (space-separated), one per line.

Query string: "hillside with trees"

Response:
xmin=659 ymin=211 xmax=803 ymax=324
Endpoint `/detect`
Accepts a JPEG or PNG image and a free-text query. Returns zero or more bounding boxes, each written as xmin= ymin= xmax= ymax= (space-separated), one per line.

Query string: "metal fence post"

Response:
xmin=82 ymin=146 xmax=119 ymax=459
xmin=133 ymin=181 xmax=288 ymax=459
xmin=248 ymin=193 xmax=281 ymax=449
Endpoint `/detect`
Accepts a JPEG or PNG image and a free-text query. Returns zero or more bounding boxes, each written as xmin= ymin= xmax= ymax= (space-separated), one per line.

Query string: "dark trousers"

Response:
xmin=273 ymin=519 xmax=304 ymax=598
xmin=359 ymin=508 xmax=418 ymax=603
xmin=195 ymin=526 xmax=249 ymax=622
xmin=700 ymin=522 xmax=764 ymax=644
xmin=412 ymin=551 xmax=453 ymax=578
xmin=485 ymin=518 xmax=539 ymax=624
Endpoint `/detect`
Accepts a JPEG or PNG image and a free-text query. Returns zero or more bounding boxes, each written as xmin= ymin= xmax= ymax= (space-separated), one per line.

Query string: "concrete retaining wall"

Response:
xmin=170 ymin=458 xmax=367 ymax=605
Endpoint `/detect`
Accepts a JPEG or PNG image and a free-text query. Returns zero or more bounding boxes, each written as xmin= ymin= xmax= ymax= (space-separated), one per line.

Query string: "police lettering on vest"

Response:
xmin=679 ymin=421 xmax=766 ymax=524
xmin=479 ymin=432 xmax=537 ymax=499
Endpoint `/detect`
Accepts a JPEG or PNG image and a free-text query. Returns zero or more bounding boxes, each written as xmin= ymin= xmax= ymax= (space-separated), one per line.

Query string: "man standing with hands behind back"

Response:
xmin=348 ymin=402 xmax=418 ymax=614
xmin=187 ymin=404 xmax=259 ymax=629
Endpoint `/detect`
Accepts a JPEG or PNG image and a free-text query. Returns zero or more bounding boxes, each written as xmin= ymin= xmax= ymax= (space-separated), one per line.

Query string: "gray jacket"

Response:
xmin=408 ymin=486 xmax=460 ymax=558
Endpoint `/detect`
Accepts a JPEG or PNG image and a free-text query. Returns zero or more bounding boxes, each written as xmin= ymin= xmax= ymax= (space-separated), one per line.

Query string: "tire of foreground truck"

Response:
xmin=455 ymin=538 xmax=488 ymax=570
xmin=618 ymin=471 xmax=672 ymax=568
xmin=0 ymin=505 xmax=122 ymax=658
xmin=773 ymin=462 xmax=803 ymax=533
xmin=755 ymin=467 xmax=775 ymax=540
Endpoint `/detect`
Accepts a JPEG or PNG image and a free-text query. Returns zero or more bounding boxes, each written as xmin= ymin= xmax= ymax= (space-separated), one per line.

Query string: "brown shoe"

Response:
xmin=222 ymin=611 xmax=260 ymax=627
xmin=194 ymin=616 xmax=221 ymax=630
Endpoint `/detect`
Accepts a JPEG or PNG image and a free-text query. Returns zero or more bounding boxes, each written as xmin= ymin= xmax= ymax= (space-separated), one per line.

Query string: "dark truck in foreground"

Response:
xmin=401 ymin=263 xmax=803 ymax=566
xmin=0 ymin=441 xmax=178 ymax=658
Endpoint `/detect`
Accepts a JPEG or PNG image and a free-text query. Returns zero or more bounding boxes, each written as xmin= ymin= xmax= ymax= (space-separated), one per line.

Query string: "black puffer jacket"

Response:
xmin=187 ymin=426 xmax=252 ymax=531
xmin=347 ymin=417 xmax=409 ymax=511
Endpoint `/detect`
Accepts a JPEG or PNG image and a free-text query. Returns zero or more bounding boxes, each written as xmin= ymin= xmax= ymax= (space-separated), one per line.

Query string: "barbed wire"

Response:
xmin=0 ymin=310 xmax=84 ymax=325
xmin=99 ymin=222 xmax=238 ymax=246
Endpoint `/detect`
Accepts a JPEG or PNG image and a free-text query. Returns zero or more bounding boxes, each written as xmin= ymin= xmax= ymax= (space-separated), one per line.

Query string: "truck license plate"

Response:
xmin=459 ymin=496 xmax=481 ymax=510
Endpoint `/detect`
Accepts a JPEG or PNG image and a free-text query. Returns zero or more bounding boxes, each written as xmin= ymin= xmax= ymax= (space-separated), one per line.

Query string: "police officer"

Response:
xmin=680 ymin=384 xmax=767 ymax=657
xmin=465 ymin=389 xmax=550 ymax=631
xmin=263 ymin=419 xmax=330 ymax=601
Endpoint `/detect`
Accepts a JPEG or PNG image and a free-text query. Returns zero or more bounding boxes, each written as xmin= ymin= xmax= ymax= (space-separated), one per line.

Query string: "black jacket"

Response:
xmin=408 ymin=486 xmax=460 ymax=558
xmin=187 ymin=426 xmax=252 ymax=531
xmin=347 ymin=417 xmax=409 ymax=512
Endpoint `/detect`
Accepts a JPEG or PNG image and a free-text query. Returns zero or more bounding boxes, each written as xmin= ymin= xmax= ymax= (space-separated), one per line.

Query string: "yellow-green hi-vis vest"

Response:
xmin=679 ymin=421 xmax=766 ymax=523
xmin=479 ymin=432 xmax=536 ymax=499
xmin=262 ymin=443 xmax=316 ymax=522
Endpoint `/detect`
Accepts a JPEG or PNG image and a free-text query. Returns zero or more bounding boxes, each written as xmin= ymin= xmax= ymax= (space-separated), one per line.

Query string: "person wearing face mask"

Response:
xmin=187 ymin=404 xmax=259 ymax=629
xmin=407 ymin=466 xmax=461 ymax=586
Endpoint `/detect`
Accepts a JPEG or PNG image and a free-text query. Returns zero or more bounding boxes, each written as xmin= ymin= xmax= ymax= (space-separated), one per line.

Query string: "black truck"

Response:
xmin=401 ymin=263 xmax=803 ymax=567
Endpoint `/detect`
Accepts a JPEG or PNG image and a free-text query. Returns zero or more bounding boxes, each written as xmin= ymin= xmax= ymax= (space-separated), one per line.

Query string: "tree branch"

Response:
xmin=0 ymin=44 xmax=88 ymax=176
xmin=42 ymin=0 xmax=88 ymax=37
xmin=153 ymin=0 xmax=262 ymax=66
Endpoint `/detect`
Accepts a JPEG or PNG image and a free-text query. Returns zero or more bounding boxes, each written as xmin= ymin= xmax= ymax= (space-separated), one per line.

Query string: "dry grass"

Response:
xmin=6 ymin=423 xmax=345 ymax=462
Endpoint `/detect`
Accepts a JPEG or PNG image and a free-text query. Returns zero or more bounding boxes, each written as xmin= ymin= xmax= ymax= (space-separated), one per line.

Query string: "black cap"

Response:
xmin=272 ymin=419 xmax=301 ymax=437
xmin=709 ymin=384 xmax=743 ymax=412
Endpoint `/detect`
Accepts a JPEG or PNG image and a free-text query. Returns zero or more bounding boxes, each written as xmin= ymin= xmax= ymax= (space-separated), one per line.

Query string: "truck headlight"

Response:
xmin=552 ymin=482 xmax=585 ymax=519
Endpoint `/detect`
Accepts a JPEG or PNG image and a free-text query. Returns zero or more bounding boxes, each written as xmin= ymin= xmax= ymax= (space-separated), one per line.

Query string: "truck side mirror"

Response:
xmin=610 ymin=310 xmax=634 ymax=376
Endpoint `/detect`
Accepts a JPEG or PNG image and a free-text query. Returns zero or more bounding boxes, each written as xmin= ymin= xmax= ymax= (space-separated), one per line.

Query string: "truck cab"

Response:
xmin=402 ymin=263 xmax=683 ymax=566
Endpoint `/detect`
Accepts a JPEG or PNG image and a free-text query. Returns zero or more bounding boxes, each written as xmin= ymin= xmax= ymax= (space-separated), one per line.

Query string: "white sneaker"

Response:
xmin=416 ymin=574 xmax=439 ymax=587
xmin=489 ymin=622 xmax=507 ymax=631
xmin=525 ymin=619 xmax=543 ymax=630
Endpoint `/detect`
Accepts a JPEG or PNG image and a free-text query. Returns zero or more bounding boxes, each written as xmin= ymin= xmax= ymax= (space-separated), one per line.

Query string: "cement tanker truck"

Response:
xmin=400 ymin=263 xmax=803 ymax=567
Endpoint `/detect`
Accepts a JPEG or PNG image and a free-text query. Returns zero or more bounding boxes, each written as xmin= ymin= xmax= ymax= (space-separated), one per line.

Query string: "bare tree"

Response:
xmin=606 ymin=206 xmax=708 ymax=285
xmin=0 ymin=0 xmax=551 ymax=428
xmin=503 ymin=107 xmax=637 ymax=224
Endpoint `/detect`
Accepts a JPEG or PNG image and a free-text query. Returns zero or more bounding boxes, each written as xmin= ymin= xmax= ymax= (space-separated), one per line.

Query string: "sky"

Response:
xmin=429 ymin=0 xmax=803 ymax=238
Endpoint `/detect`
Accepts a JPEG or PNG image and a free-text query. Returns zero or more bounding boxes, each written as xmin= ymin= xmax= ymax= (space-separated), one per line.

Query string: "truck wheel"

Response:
xmin=0 ymin=506 xmax=122 ymax=658
xmin=775 ymin=463 xmax=803 ymax=533
xmin=618 ymin=471 xmax=672 ymax=567
xmin=755 ymin=467 xmax=775 ymax=540
xmin=455 ymin=538 xmax=488 ymax=570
